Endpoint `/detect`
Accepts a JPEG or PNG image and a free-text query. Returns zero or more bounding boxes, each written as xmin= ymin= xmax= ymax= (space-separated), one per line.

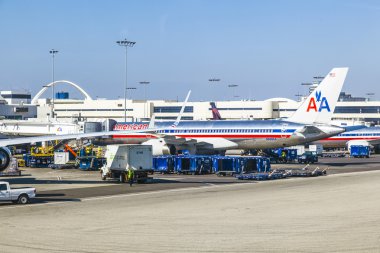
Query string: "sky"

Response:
xmin=1 ymin=0 xmax=380 ymax=102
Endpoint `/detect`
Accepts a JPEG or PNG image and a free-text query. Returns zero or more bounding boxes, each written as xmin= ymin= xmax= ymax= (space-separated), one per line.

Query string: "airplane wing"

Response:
xmin=0 ymin=128 xmax=159 ymax=147
xmin=192 ymin=138 xmax=238 ymax=149
xmin=153 ymin=134 xmax=238 ymax=149
xmin=367 ymin=139 xmax=380 ymax=145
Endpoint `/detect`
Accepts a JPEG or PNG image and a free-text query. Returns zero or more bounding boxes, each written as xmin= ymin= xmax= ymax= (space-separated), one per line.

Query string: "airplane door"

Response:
xmin=0 ymin=183 xmax=10 ymax=201
xmin=281 ymin=123 xmax=288 ymax=138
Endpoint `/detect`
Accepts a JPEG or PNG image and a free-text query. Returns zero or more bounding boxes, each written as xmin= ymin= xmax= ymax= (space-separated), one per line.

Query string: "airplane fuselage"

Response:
xmin=102 ymin=120 xmax=344 ymax=151
xmin=313 ymin=126 xmax=380 ymax=148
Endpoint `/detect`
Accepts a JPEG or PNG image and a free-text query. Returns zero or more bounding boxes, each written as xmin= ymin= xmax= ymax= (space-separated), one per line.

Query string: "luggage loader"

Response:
xmin=100 ymin=144 xmax=154 ymax=183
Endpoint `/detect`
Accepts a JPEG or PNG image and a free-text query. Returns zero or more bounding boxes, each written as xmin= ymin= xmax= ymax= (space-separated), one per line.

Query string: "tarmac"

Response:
xmin=0 ymin=156 xmax=380 ymax=252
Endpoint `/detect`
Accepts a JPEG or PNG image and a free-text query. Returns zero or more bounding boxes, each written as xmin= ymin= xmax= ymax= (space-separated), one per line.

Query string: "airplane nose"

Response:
xmin=319 ymin=125 xmax=345 ymax=136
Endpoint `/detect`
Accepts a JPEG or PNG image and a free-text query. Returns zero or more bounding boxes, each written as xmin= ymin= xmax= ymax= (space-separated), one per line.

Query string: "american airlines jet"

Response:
xmin=0 ymin=67 xmax=348 ymax=171
xmin=107 ymin=67 xmax=349 ymax=155
xmin=314 ymin=126 xmax=380 ymax=148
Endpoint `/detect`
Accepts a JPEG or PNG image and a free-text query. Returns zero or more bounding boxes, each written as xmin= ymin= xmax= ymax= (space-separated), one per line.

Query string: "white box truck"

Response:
xmin=308 ymin=144 xmax=323 ymax=156
xmin=100 ymin=144 xmax=153 ymax=183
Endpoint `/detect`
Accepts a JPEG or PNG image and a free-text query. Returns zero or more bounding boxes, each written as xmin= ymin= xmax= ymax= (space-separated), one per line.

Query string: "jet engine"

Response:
xmin=0 ymin=147 xmax=12 ymax=172
xmin=142 ymin=139 xmax=176 ymax=156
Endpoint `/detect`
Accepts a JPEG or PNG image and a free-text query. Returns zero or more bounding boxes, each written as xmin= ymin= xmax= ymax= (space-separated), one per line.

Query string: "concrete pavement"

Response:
xmin=1 ymin=170 xmax=380 ymax=252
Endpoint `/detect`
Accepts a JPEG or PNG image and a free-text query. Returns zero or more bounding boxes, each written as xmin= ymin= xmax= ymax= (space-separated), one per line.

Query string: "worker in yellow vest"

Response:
xmin=128 ymin=169 xmax=134 ymax=187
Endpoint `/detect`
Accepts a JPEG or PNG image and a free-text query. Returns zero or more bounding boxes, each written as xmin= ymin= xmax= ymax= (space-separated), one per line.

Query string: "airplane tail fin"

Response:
xmin=288 ymin=67 xmax=349 ymax=124
xmin=148 ymin=114 xmax=156 ymax=129
xmin=210 ymin=102 xmax=222 ymax=120
xmin=171 ymin=90 xmax=191 ymax=128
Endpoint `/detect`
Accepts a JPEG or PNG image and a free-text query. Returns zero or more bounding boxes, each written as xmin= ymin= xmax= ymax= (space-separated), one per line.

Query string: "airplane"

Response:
xmin=313 ymin=125 xmax=380 ymax=148
xmin=210 ymin=102 xmax=222 ymax=120
xmin=107 ymin=67 xmax=349 ymax=155
xmin=0 ymin=67 xmax=348 ymax=172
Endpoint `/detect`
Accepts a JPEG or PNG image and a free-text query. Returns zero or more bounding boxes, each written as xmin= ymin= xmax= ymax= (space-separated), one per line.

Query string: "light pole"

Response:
xmin=139 ymin=81 xmax=150 ymax=118
xmin=116 ymin=39 xmax=136 ymax=122
xmin=126 ymin=87 xmax=137 ymax=99
xmin=49 ymin=49 xmax=58 ymax=118
xmin=208 ymin=78 xmax=220 ymax=102
xmin=366 ymin=92 xmax=375 ymax=101
xmin=228 ymin=84 xmax=238 ymax=100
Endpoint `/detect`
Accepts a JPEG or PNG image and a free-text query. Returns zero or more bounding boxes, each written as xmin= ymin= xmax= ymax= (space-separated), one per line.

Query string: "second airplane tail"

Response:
xmin=288 ymin=67 xmax=349 ymax=124
xmin=210 ymin=102 xmax=222 ymax=120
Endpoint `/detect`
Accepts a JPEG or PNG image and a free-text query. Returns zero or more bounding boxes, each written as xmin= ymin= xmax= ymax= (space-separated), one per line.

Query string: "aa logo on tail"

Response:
xmin=306 ymin=91 xmax=330 ymax=112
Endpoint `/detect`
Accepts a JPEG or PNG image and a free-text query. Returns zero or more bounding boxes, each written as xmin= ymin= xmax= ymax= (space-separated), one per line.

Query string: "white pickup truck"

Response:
xmin=0 ymin=181 xmax=36 ymax=204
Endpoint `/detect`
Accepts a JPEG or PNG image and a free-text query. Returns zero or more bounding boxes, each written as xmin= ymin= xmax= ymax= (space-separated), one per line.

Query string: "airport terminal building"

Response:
xmin=35 ymin=92 xmax=380 ymax=127
xmin=1 ymin=82 xmax=380 ymax=127
xmin=0 ymin=91 xmax=37 ymax=120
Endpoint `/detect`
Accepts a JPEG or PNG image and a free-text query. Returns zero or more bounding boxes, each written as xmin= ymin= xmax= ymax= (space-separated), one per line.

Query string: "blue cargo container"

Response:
xmin=175 ymin=156 xmax=193 ymax=174
xmin=23 ymin=154 xmax=31 ymax=167
xmin=212 ymin=156 xmax=238 ymax=176
xmin=270 ymin=148 xmax=298 ymax=163
xmin=175 ymin=155 xmax=213 ymax=175
xmin=153 ymin=155 xmax=175 ymax=173
xmin=194 ymin=156 xmax=213 ymax=174
xmin=350 ymin=145 xmax=370 ymax=158
xmin=78 ymin=157 xmax=105 ymax=170
xmin=236 ymin=156 xmax=271 ymax=173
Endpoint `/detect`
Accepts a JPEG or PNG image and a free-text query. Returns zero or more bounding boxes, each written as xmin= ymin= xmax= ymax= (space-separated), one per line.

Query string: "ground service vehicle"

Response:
xmin=0 ymin=181 xmax=36 ymax=204
xmin=100 ymin=145 xmax=153 ymax=183
xmin=350 ymin=145 xmax=370 ymax=158
xmin=298 ymin=151 xmax=318 ymax=164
